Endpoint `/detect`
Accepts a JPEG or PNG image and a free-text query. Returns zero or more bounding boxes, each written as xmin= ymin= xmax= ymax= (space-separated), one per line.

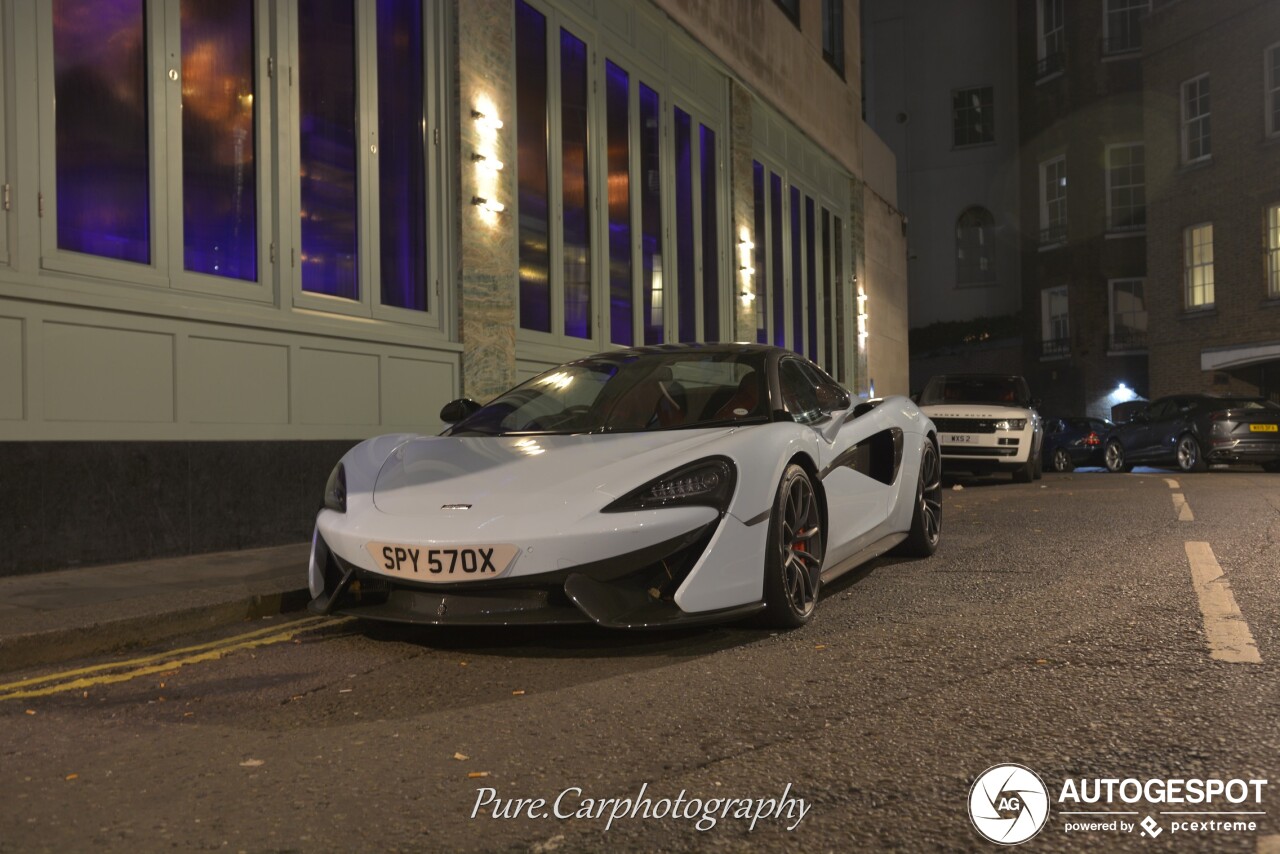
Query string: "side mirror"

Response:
xmin=440 ymin=398 xmax=482 ymax=424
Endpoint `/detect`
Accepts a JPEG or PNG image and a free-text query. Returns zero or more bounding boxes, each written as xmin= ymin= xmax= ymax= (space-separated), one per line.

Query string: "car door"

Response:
xmin=779 ymin=359 xmax=887 ymax=566
xmin=1132 ymin=398 xmax=1178 ymax=461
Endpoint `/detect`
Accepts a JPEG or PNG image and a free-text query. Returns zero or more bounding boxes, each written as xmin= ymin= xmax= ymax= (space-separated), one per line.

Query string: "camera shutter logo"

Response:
xmin=969 ymin=764 xmax=1050 ymax=845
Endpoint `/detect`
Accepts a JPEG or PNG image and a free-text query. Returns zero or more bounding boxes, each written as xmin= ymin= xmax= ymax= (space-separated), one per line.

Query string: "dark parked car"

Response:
xmin=1042 ymin=416 xmax=1113 ymax=472
xmin=1103 ymin=395 xmax=1280 ymax=473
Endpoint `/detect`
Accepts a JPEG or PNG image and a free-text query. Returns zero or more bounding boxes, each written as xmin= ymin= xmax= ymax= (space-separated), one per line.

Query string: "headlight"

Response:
xmin=993 ymin=419 xmax=1027 ymax=431
xmin=603 ymin=457 xmax=736 ymax=513
xmin=324 ymin=463 xmax=347 ymax=512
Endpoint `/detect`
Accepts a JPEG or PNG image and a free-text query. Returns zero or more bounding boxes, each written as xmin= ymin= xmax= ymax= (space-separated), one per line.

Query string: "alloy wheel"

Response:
xmin=780 ymin=474 xmax=824 ymax=617
xmin=918 ymin=441 xmax=942 ymax=547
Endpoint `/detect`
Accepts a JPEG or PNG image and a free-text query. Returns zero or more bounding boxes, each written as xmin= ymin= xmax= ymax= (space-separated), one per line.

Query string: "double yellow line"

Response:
xmin=0 ymin=615 xmax=347 ymax=701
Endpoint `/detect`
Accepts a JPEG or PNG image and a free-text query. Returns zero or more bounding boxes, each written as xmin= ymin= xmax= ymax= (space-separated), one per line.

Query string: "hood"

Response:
xmin=372 ymin=429 xmax=736 ymax=517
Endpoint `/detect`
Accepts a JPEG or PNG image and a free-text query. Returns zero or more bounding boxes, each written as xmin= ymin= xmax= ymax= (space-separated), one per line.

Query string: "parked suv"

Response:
xmin=917 ymin=374 xmax=1043 ymax=482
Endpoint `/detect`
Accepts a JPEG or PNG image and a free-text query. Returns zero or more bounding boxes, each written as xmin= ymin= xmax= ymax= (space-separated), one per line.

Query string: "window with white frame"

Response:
xmin=1268 ymin=205 xmax=1280 ymax=298
xmin=956 ymin=207 xmax=995 ymax=285
xmin=1037 ymin=0 xmax=1065 ymax=76
xmin=1266 ymin=43 xmax=1280 ymax=138
xmin=40 ymin=0 xmax=451 ymax=325
xmin=1109 ymin=279 xmax=1147 ymax=351
xmin=1106 ymin=143 xmax=1145 ymax=231
xmin=1184 ymin=223 xmax=1214 ymax=309
xmin=1181 ymin=74 xmax=1211 ymax=164
xmin=1041 ymin=286 xmax=1069 ymax=357
xmin=1103 ymin=0 xmax=1148 ymax=56
xmin=1039 ymin=156 xmax=1067 ymax=245
xmin=952 ymin=86 xmax=994 ymax=147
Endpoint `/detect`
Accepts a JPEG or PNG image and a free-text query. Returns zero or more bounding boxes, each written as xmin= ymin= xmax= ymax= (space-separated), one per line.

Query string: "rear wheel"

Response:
xmin=893 ymin=440 xmax=942 ymax=557
xmin=761 ymin=464 xmax=825 ymax=628
xmin=1176 ymin=433 xmax=1208 ymax=473
xmin=1105 ymin=438 xmax=1133 ymax=473
xmin=1051 ymin=447 xmax=1075 ymax=472
xmin=1263 ymin=461 xmax=1280 ymax=473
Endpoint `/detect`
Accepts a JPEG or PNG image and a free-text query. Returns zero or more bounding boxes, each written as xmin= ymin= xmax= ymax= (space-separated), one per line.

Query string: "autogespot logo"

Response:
xmin=969 ymin=764 xmax=1051 ymax=845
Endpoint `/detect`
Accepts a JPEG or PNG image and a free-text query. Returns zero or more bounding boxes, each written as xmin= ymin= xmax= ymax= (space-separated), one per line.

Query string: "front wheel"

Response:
xmin=760 ymin=464 xmax=825 ymax=628
xmin=1013 ymin=454 xmax=1035 ymax=483
xmin=1105 ymin=438 xmax=1133 ymax=473
xmin=1051 ymin=447 xmax=1075 ymax=472
xmin=1176 ymin=433 xmax=1208 ymax=473
xmin=893 ymin=440 xmax=942 ymax=557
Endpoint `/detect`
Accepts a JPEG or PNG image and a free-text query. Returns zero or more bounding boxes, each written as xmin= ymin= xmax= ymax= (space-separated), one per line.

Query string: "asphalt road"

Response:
xmin=2 ymin=468 xmax=1279 ymax=853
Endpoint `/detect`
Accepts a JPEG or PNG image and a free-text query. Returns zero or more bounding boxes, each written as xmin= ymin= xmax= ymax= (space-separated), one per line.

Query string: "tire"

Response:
xmin=1176 ymin=433 xmax=1208 ymax=473
xmin=1013 ymin=454 xmax=1035 ymax=483
xmin=893 ymin=440 xmax=942 ymax=558
xmin=1263 ymin=461 xmax=1280 ymax=473
xmin=760 ymin=464 xmax=825 ymax=628
xmin=1033 ymin=452 xmax=1044 ymax=480
xmin=1051 ymin=447 xmax=1075 ymax=472
xmin=1104 ymin=438 xmax=1133 ymax=473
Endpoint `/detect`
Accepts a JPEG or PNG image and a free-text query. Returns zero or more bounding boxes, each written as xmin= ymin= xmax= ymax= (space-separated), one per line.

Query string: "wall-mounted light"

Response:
xmin=472 ymin=196 xmax=505 ymax=214
xmin=856 ymin=281 xmax=869 ymax=345
xmin=738 ymin=229 xmax=756 ymax=306
xmin=471 ymin=152 xmax=504 ymax=171
xmin=471 ymin=109 xmax=503 ymax=131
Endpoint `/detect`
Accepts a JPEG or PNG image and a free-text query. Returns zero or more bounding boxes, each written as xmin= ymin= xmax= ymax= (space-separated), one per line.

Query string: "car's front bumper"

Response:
xmin=307 ymin=518 xmax=764 ymax=629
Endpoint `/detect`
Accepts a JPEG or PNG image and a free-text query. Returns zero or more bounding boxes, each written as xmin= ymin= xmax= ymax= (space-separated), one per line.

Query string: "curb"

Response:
xmin=0 ymin=588 xmax=311 ymax=675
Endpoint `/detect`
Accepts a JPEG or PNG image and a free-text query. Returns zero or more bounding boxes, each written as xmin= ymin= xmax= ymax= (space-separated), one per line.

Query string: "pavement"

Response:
xmin=0 ymin=543 xmax=311 ymax=674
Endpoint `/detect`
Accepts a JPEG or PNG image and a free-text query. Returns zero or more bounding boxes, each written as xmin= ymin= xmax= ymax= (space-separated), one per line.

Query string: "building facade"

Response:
xmin=0 ymin=0 xmax=906 ymax=575
xmin=1016 ymin=0 xmax=1151 ymax=419
xmin=862 ymin=0 xmax=1022 ymax=391
xmin=1143 ymin=0 xmax=1280 ymax=400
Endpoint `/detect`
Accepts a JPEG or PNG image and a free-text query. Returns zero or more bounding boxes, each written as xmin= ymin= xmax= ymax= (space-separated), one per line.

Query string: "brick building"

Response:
xmin=1017 ymin=0 xmax=1151 ymax=419
xmin=0 ymin=0 xmax=907 ymax=575
xmin=1143 ymin=0 xmax=1280 ymax=399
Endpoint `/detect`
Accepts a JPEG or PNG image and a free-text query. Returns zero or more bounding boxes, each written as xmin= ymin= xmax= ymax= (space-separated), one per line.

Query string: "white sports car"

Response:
xmin=308 ymin=344 xmax=941 ymax=629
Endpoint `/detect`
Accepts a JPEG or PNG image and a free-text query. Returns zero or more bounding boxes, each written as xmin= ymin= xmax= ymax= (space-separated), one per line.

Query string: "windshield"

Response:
xmin=448 ymin=351 xmax=770 ymax=436
xmin=919 ymin=375 xmax=1031 ymax=407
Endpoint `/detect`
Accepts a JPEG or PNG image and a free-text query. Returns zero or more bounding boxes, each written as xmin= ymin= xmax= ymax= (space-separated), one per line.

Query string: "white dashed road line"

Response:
xmin=1172 ymin=493 xmax=1195 ymax=521
xmin=1184 ymin=541 xmax=1262 ymax=664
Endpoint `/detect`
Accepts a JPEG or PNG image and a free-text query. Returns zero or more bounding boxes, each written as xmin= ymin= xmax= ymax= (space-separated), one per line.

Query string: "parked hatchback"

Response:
xmin=1103 ymin=395 xmax=1280 ymax=473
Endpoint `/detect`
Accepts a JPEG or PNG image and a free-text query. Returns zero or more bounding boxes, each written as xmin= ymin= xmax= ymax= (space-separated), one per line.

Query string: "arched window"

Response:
xmin=956 ymin=207 xmax=996 ymax=285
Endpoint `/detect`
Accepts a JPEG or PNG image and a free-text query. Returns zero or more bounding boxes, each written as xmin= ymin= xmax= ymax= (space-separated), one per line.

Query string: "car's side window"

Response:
xmin=779 ymin=359 xmax=822 ymax=424
xmin=1147 ymin=400 xmax=1176 ymax=421
xmin=797 ymin=361 xmax=850 ymax=413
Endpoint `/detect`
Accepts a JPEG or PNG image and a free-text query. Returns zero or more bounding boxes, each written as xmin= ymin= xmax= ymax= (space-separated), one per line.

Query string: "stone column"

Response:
xmin=729 ymin=81 xmax=758 ymax=343
xmin=456 ymin=0 xmax=517 ymax=403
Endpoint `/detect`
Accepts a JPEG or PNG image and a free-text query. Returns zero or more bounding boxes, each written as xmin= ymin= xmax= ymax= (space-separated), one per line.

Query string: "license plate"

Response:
xmin=364 ymin=542 xmax=519 ymax=580
xmin=945 ymin=434 xmax=974 ymax=444
xmin=1249 ymin=423 xmax=1278 ymax=432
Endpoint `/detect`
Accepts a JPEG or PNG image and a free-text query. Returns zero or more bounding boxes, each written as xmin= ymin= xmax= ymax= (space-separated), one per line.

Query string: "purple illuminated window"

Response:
xmin=606 ymin=61 xmax=633 ymax=346
xmin=561 ymin=29 xmax=591 ymax=339
xmin=377 ymin=0 xmax=428 ymax=311
xmin=674 ymin=108 xmax=695 ymax=343
xmin=640 ymin=84 xmax=663 ymax=345
xmin=181 ymin=0 xmax=257 ymax=281
xmin=806 ymin=196 xmax=817 ymax=362
xmin=700 ymin=125 xmax=719 ymax=342
xmin=515 ymin=0 xmax=550 ymax=333
xmin=790 ymin=186 xmax=803 ymax=354
xmin=298 ymin=0 xmax=358 ymax=300
xmin=53 ymin=0 xmax=151 ymax=264
xmin=770 ymin=172 xmax=785 ymax=348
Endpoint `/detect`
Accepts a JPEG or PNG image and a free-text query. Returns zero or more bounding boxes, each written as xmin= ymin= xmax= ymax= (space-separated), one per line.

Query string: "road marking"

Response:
xmin=1172 ymin=493 xmax=1194 ymax=521
xmin=1258 ymin=833 xmax=1280 ymax=854
xmin=1184 ymin=542 xmax=1262 ymax=664
xmin=0 ymin=616 xmax=347 ymax=701
xmin=1165 ymin=478 xmax=1180 ymax=489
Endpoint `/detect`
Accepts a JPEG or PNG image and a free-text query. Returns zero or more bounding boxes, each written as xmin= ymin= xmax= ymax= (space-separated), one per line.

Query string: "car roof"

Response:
xmin=581 ymin=342 xmax=787 ymax=360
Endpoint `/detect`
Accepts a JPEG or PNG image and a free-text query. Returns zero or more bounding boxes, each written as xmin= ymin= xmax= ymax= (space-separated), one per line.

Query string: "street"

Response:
xmin=2 ymin=469 xmax=1279 ymax=852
